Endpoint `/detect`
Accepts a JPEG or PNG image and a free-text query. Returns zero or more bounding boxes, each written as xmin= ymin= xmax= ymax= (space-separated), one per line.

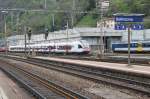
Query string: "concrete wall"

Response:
xmin=121 ymin=29 xmax=150 ymax=42
xmin=144 ymin=29 xmax=150 ymax=40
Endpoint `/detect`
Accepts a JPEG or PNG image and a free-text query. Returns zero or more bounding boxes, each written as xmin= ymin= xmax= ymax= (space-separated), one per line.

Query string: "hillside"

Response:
xmin=109 ymin=0 xmax=150 ymax=28
xmin=75 ymin=0 xmax=150 ymax=28
xmin=0 ymin=0 xmax=95 ymax=35
xmin=0 ymin=0 xmax=149 ymax=37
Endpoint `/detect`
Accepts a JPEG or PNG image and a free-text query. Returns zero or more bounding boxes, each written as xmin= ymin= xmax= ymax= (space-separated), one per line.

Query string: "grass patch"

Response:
xmin=76 ymin=14 xmax=98 ymax=27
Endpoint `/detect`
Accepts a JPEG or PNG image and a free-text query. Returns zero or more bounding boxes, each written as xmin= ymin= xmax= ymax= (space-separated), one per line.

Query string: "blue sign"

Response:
xmin=115 ymin=16 xmax=143 ymax=22
xmin=115 ymin=24 xmax=126 ymax=30
xmin=131 ymin=24 xmax=144 ymax=30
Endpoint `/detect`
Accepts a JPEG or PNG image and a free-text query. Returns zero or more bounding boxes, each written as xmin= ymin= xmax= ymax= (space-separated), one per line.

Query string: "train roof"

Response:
xmin=112 ymin=41 xmax=150 ymax=44
xmin=9 ymin=40 xmax=89 ymax=47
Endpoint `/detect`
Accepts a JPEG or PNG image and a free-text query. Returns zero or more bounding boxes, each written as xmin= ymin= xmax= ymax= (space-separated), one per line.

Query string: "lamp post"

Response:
xmin=44 ymin=0 xmax=47 ymax=9
xmin=2 ymin=11 xmax=8 ymax=56
xmin=98 ymin=0 xmax=110 ymax=58
xmin=52 ymin=14 xmax=55 ymax=54
xmin=24 ymin=26 xmax=27 ymax=57
xmin=66 ymin=21 xmax=69 ymax=54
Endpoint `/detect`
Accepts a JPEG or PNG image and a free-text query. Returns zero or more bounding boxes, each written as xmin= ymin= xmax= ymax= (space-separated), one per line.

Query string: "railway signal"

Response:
xmin=27 ymin=27 xmax=32 ymax=40
xmin=25 ymin=27 xmax=32 ymax=56
xmin=45 ymin=28 xmax=49 ymax=40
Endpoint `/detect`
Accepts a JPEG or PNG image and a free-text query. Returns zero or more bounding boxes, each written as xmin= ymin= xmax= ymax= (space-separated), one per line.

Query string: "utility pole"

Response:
xmin=98 ymin=0 xmax=110 ymax=58
xmin=52 ymin=14 xmax=55 ymax=54
xmin=97 ymin=0 xmax=104 ymax=58
xmin=16 ymin=13 xmax=20 ymax=34
xmin=4 ymin=14 xmax=7 ymax=55
xmin=24 ymin=26 xmax=27 ymax=57
xmin=2 ymin=11 xmax=8 ymax=56
xmin=44 ymin=0 xmax=47 ymax=9
xmin=127 ymin=25 xmax=131 ymax=66
xmin=71 ymin=0 xmax=75 ymax=27
xmin=52 ymin=14 xmax=55 ymax=31
xmin=66 ymin=21 xmax=69 ymax=54
xmin=100 ymin=5 xmax=104 ymax=58
xmin=11 ymin=12 xmax=14 ymax=32
xmin=143 ymin=29 xmax=146 ymax=40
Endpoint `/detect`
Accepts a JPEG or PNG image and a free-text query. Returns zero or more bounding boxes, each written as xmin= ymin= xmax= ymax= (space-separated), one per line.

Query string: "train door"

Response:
xmin=104 ymin=37 xmax=110 ymax=52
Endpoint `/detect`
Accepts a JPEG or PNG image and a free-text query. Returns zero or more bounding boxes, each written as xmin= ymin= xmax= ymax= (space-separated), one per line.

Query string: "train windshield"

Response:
xmin=78 ymin=45 xmax=83 ymax=48
xmin=80 ymin=40 xmax=89 ymax=48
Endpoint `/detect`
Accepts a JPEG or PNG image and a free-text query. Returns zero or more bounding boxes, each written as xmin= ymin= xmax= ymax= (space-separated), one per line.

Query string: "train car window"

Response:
xmin=143 ymin=43 xmax=150 ymax=47
xmin=78 ymin=45 xmax=82 ymax=48
xmin=57 ymin=46 xmax=61 ymax=50
xmin=66 ymin=45 xmax=72 ymax=50
xmin=48 ymin=46 xmax=56 ymax=50
xmin=58 ymin=45 xmax=72 ymax=50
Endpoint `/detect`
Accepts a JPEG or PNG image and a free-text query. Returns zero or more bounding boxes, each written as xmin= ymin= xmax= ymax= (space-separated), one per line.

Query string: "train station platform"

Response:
xmin=107 ymin=55 xmax=150 ymax=60
xmin=34 ymin=56 xmax=150 ymax=77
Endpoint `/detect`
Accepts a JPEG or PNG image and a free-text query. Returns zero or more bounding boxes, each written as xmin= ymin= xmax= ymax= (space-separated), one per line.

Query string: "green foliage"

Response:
xmin=0 ymin=33 xmax=4 ymax=38
xmin=2 ymin=0 xmax=150 ymax=36
xmin=76 ymin=14 xmax=98 ymax=27
xmin=4 ymin=0 xmax=95 ymax=34
xmin=109 ymin=0 xmax=150 ymax=28
xmin=109 ymin=0 xmax=150 ymax=15
xmin=144 ymin=17 xmax=150 ymax=29
xmin=110 ymin=0 xmax=130 ymax=13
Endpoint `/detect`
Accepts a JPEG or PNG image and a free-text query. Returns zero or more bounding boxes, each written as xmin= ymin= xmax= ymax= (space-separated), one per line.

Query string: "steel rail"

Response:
xmin=1 ymin=55 xmax=150 ymax=96
xmin=26 ymin=58 xmax=150 ymax=96
xmin=0 ymin=67 xmax=46 ymax=99
xmin=0 ymin=58 xmax=88 ymax=99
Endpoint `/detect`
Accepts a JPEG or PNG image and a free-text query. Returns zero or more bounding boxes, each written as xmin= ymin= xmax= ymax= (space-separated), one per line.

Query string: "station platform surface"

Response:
xmin=34 ymin=56 xmax=150 ymax=76
xmin=108 ymin=55 xmax=150 ymax=60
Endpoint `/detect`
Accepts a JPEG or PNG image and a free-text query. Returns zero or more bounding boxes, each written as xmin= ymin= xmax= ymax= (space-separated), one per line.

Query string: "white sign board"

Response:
xmin=101 ymin=1 xmax=110 ymax=9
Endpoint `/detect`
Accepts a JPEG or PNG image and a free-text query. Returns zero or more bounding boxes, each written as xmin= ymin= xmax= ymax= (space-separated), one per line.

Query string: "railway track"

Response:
xmin=0 ymin=57 xmax=88 ymax=99
xmin=1 ymin=55 xmax=150 ymax=97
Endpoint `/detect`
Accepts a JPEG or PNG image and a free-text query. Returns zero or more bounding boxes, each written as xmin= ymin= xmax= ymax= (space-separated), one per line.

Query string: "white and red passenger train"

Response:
xmin=9 ymin=40 xmax=90 ymax=54
xmin=0 ymin=47 xmax=6 ymax=52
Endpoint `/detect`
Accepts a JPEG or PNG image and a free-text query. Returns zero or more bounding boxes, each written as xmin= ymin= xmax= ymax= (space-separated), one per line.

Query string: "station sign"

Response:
xmin=115 ymin=24 xmax=144 ymax=30
xmin=115 ymin=24 xmax=126 ymax=30
xmin=131 ymin=24 xmax=144 ymax=30
xmin=101 ymin=1 xmax=110 ymax=9
xmin=115 ymin=16 xmax=143 ymax=22
xmin=113 ymin=13 xmax=144 ymax=66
